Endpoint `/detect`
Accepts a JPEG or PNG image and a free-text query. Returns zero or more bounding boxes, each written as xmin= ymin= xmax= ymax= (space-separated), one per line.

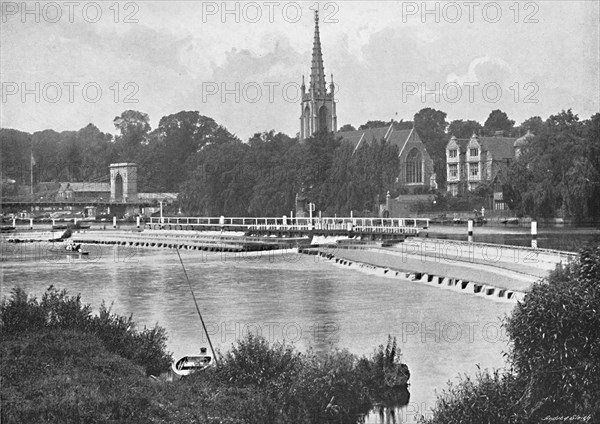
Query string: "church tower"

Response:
xmin=299 ymin=11 xmax=337 ymax=141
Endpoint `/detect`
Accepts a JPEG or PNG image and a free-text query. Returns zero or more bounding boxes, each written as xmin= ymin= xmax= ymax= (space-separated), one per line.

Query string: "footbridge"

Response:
xmin=145 ymin=216 xmax=430 ymax=240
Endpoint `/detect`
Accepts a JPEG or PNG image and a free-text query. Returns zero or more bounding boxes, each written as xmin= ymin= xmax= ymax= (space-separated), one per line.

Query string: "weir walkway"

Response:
xmin=145 ymin=216 xmax=430 ymax=240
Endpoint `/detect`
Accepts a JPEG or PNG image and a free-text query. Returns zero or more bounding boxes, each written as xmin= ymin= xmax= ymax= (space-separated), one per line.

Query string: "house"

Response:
xmin=446 ymin=132 xmax=532 ymax=209
xmin=337 ymin=123 xmax=437 ymax=193
xmin=56 ymin=182 xmax=110 ymax=200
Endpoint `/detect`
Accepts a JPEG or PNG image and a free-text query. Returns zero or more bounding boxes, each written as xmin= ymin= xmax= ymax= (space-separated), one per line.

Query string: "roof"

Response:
xmin=336 ymin=125 xmax=416 ymax=154
xmin=59 ymin=182 xmax=110 ymax=192
xmin=449 ymin=135 xmax=517 ymax=161
xmin=514 ymin=130 xmax=534 ymax=147
xmin=480 ymin=137 xmax=517 ymax=161
xmin=137 ymin=193 xmax=178 ymax=201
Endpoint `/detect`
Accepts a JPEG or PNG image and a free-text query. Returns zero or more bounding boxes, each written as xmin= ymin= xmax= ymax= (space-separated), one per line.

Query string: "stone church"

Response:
xmin=299 ymin=11 xmax=435 ymax=193
xmin=299 ymin=11 xmax=337 ymax=139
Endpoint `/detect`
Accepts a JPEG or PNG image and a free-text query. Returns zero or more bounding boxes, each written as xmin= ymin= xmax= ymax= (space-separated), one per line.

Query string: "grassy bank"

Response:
xmin=1 ymin=286 xmax=409 ymax=424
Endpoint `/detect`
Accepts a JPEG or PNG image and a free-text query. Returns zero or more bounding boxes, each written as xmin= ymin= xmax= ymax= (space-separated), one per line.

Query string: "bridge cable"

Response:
xmin=175 ymin=247 xmax=218 ymax=367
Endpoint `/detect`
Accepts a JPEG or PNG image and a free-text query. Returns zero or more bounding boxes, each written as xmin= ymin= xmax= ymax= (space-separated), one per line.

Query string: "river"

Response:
xmin=1 ymin=242 xmax=521 ymax=422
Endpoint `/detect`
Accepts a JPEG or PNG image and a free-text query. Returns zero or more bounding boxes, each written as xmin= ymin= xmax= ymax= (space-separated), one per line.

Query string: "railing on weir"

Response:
xmin=146 ymin=216 xmax=430 ymax=234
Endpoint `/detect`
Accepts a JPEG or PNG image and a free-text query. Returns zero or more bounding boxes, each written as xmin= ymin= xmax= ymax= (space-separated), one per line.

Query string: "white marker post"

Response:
xmin=29 ymin=218 xmax=33 ymax=230
xmin=12 ymin=218 xmax=16 ymax=228
xmin=113 ymin=216 xmax=117 ymax=229
xmin=467 ymin=220 xmax=473 ymax=243
xmin=531 ymin=221 xmax=537 ymax=249
xmin=136 ymin=215 xmax=140 ymax=230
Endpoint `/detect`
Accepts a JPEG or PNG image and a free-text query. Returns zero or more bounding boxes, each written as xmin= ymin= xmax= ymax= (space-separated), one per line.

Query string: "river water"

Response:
xmin=1 ymin=242 xmax=518 ymax=423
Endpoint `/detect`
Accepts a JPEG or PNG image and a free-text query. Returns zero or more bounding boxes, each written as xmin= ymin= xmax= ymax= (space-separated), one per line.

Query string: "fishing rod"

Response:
xmin=175 ymin=247 xmax=218 ymax=367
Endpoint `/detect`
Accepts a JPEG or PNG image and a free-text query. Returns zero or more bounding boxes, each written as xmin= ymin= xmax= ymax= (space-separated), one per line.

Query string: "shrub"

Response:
xmin=1 ymin=330 xmax=169 ymax=424
xmin=505 ymin=246 xmax=600 ymax=420
xmin=0 ymin=286 xmax=172 ymax=376
xmin=421 ymin=245 xmax=600 ymax=423
xmin=418 ymin=369 xmax=528 ymax=424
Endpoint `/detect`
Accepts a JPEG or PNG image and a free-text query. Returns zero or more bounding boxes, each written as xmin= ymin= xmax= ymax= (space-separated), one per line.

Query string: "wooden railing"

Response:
xmin=146 ymin=216 xmax=429 ymax=234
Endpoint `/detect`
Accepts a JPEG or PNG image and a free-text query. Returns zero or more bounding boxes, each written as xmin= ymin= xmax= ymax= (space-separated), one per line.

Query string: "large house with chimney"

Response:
xmin=446 ymin=131 xmax=532 ymax=209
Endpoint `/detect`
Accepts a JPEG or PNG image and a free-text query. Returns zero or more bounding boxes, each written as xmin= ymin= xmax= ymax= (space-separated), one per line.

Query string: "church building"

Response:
xmin=299 ymin=11 xmax=337 ymax=140
xmin=298 ymin=11 xmax=436 ymax=194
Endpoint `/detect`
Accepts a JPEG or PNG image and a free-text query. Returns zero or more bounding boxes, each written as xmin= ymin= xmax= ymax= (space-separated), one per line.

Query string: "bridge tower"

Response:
xmin=110 ymin=163 xmax=138 ymax=202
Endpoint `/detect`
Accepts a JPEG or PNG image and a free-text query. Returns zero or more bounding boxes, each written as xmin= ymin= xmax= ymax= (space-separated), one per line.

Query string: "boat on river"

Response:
xmin=48 ymin=242 xmax=89 ymax=256
xmin=172 ymin=347 xmax=214 ymax=376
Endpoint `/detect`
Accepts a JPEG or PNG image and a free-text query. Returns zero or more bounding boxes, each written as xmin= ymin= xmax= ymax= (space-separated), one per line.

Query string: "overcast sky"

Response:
xmin=1 ymin=1 xmax=598 ymax=140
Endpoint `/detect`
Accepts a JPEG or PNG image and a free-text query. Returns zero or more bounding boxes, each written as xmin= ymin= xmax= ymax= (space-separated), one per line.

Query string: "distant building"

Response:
xmin=445 ymin=131 xmax=532 ymax=209
xmin=57 ymin=182 xmax=110 ymax=200
xmin=337 ymin=123 xmax=437 ymax=193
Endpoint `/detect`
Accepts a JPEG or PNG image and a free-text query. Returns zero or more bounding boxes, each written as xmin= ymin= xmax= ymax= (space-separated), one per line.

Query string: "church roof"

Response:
xmin=336 ymin=125 xmax=416 ymax=154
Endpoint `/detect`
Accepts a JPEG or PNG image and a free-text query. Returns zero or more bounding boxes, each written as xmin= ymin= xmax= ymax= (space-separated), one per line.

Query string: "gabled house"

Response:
xmin=446 ymin=132 xmax=532 ymax=209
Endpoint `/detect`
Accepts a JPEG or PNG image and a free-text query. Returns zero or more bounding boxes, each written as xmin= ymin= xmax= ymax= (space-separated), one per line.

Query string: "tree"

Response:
xmin=447 ymin=120 xmax=483 ymax=139
xmin=518 ymin=116 xmax=544 ymax=136
xmin=113 ymin=110 xmax=151 ymax=162
xmin=338 ymin=124 xmax=356 ymax=132
xmin=152 ymin=111 xmax=237 ymax=192
xmin=484 ymin=109 xmax=515 ymax=136
xmin=503 ymin=110 xmax=599 ymax=221
xmin=414 ymin=108 xmax=448 ymax=188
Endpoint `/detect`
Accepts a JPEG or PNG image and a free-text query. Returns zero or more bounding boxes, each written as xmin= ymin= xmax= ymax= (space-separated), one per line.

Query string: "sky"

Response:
xmin=1 ymin=1 xmax=599 ymax=141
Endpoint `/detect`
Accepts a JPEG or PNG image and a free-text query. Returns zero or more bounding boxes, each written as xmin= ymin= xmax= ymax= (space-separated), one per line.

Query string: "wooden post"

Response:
xmin=113 ymin=216 xmax=117 ymax=229
xmin=468 ymin=220 xmax=473 ymax=243
xmin=29 ymin=218 xmax=33 ymax=229
xmin=136 ymin=216 xmax=140 ymax=230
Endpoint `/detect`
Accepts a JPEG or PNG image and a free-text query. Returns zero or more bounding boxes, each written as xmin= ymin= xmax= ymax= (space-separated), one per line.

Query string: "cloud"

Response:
xmin=446 ymin=56 xmax=513 ymax=86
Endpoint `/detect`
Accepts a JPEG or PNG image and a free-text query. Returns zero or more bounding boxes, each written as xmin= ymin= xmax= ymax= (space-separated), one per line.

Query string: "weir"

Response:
xmin=145 ymin=216 xmax=430 ymax=241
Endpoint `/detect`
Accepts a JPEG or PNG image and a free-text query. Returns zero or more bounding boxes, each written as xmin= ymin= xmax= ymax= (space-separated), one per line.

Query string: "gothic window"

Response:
xmin=470 ymin=148 xmax=479 ymax=157
xmin=449 ymin=149 xmax=458 ymax=158
xmin=304 ymin=106 xmax=310 ymax=137
xmin=406 ymin=148 xmax=423 ymax=184
xmin=318 ymin=106 xmax=329 ymax=132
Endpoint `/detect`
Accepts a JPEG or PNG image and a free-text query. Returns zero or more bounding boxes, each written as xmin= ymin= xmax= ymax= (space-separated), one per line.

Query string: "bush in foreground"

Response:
xmin=1 ymin=286 xmax=411 ymax=424
xmin=0 ymin=285 xmax=172 ymax=376
xmin=420 ymin=245 xmax=600 ymax=424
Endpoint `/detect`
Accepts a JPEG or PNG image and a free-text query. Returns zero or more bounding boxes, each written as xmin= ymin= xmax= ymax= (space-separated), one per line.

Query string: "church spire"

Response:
xmin=310 ymin=10 xmax=326 ymax=95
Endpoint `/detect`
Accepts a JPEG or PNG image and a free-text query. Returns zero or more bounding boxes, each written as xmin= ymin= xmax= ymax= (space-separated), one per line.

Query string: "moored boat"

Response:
xmin=172 ymin=347 xmax=214 ymax=376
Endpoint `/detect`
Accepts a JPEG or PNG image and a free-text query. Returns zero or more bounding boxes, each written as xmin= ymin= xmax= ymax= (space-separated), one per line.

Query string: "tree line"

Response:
xmin=1 ymin=107 xmax=598 ymax=220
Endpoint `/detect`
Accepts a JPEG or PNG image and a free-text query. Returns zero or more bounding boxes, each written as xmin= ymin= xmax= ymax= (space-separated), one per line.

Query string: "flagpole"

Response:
xmin=30 ymin=137 xmax=33 ymax=199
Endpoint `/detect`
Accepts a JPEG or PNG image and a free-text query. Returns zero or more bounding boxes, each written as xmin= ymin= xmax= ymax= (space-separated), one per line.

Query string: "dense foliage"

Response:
xmin=420 ymin=245 xmax=600 ymax=424
xmin=0 ymin=286 xmax=172 ymax=376
xmin=2 ymin=107 xmax=597 ymax=219
xmin=503 ymin=110 xmax=600 ymax=221
xmin=1 ymin=286 xmax=410 ymax=424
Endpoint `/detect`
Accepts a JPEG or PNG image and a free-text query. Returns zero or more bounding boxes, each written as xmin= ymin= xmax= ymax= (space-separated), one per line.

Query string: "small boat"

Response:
xmin=48 ymin=243 xmax=89 ymax=255
xmin=501 ymin=218 xmax=519 ymax=225
xmin=172 ymin=347 xmax=214 ymax=376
